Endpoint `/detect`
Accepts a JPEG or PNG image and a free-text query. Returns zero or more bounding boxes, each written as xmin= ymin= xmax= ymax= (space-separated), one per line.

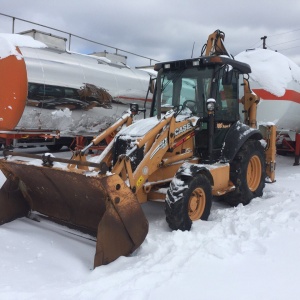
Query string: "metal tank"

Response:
xmin=0 ymin=31 xmax=154 ymax=140
xmin=236 ymin=48 xmax=300 ymax=132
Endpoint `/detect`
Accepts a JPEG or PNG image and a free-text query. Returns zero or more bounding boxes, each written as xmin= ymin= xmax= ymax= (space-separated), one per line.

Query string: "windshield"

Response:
xmin=153 ymin=66 xmax=239 ymax=122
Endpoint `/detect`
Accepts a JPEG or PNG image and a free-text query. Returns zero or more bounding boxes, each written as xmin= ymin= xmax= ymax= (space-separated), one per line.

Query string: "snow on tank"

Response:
xmin=236 ymin=48 xmax=300 ymax=131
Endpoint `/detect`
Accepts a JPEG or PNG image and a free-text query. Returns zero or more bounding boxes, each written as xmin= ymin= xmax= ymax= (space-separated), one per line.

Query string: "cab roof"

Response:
xmin=154 ymin=55 xmax=251 ymax=74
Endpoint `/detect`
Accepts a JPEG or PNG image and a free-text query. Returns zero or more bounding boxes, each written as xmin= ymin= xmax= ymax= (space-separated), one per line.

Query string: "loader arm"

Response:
xmin=90 ymin=112 xmax=133 ymax=149
xmin=111 ymin=112 xmax=197 ymax=199
xmin=69 ymin=111 xmax=134 ymax=169
xmin=74 ymin=111 xmax=133 ymax=157
xmin=111 ymin=112 xmax=174 ymax=190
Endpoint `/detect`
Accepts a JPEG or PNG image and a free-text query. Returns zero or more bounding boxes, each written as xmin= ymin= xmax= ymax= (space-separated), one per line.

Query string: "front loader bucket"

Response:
xmin=0 ymin=159 xmax=148 ymax=268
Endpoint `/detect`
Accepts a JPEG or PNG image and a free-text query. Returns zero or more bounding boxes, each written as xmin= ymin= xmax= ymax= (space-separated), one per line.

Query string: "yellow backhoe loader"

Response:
xmin=0 ymin=30 xmax=276 ymax=268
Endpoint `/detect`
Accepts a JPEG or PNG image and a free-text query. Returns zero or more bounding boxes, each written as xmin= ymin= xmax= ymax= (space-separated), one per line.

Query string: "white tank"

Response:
xmin=236 ymin=48 xmax=300 ymax=131
xmin=0 ymin=33 xmax=154 ymax=137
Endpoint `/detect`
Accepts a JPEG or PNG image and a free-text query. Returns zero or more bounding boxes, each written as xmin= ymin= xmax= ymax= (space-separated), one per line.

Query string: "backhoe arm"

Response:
xmin=241 ymin=78 xmax=260 ymax=128
xmin=241 ymin=78 xmax=276 ymax=182
xmin=204 ymin=29 xmax=230 ymax=57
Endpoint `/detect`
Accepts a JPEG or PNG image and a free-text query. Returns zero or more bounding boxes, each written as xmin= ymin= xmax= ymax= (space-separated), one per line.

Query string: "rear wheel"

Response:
xmin=165 ymin=174 xmax=212 ymax=231
xmin=223 ymin=139 xmax=265 ymax=206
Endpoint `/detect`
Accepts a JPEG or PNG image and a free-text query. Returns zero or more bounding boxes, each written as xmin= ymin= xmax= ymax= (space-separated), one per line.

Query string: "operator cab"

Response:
xmin=151 ymin=57 xmax=247 ymax=121
xmin=151 ymin=56 xmax=251 ymax=162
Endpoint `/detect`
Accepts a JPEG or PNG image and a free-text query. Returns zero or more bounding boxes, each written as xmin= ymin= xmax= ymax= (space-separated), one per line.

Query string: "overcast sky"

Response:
xmin=1 ymin=0 xmax=300 ymax=67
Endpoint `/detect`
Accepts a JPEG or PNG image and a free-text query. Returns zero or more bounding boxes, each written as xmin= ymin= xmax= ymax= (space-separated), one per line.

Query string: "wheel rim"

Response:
xmin=188 ymin=187 xmax=206 ymax=221
xmin=247 ymin=155 xmax=262 ymax=191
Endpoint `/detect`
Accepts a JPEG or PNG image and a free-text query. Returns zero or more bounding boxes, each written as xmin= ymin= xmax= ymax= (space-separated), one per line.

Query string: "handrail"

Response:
xmin=0 ymin=12 xmax=159 ymax=65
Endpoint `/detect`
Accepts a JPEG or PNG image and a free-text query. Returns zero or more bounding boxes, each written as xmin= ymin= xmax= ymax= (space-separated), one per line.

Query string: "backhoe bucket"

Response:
xmin=0 ymin=159 xmax=148 ymax=268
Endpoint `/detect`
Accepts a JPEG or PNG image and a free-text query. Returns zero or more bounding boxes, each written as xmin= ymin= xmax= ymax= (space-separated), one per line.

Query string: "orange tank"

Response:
xmin=0 ymin=48 xmax=27 ymax=130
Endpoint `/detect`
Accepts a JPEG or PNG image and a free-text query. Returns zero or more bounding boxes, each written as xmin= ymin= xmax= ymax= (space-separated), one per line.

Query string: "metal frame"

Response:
xmin=0 ymin=12 xmax=159 ymax=65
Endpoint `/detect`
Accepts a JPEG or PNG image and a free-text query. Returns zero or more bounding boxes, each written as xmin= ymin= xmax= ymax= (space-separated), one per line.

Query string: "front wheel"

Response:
xmin=165 ymin=174 xmax=212 ymax=231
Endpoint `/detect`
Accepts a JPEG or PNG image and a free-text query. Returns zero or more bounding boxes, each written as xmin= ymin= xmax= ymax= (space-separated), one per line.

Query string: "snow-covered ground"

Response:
xmin=0 ymin=151 xmax=299 ymax=300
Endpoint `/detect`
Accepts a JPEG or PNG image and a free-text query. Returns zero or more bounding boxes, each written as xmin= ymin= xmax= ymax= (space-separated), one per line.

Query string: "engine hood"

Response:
xmin=117 ymin=117 xmax=160 ymax=138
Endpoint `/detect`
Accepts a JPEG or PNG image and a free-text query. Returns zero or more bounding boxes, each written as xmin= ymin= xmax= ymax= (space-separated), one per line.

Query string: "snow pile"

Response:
xmin=51 ymin=108 xmax=74 ymax=131
xmin=17 ymin=106 xmax=119 ymax=136
xmin=0 ymin=33 xmax=47 ymax=60
xmin=0 ymin=154 xmax=300 ymax=299
xmin=236 ymin=48 xmax=300 ymax=96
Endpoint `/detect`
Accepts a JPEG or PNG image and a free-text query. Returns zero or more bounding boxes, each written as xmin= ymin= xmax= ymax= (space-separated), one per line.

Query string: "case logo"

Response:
xmin=174 ymin=123 xmax=192 ymax=136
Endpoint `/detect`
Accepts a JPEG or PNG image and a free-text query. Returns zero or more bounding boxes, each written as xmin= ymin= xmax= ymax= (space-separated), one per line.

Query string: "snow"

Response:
xmin=0 ymin=153 xmax=300 ymax=299
xmin=0 ymin=33 xmax=47 ymax=59
xmin=236 ymin=48 xmax=300 ymax=97
xmin=236 ymin=49 xmax=300 ymax=131
xmin=138 ymin=68 xmax=157 ymax=77
xmin=72 ymin=51 xmax=112 ymax=64
xmin=118 ymin=116 xmax=160 ymax=137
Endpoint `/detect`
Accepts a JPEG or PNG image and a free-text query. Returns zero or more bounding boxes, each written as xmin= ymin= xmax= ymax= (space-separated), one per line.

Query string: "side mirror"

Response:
xmin=149 ymin=78 xmax=155 ymax=94
xmin=130 ymin=103 xmax=146 ymax=116
xmin=130 ymin=103 xmax=139 ymax=114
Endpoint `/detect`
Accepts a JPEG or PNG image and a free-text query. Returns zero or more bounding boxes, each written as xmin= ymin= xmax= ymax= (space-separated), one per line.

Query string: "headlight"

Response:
xmin=206 ymin=98 xmax=216 ymax=111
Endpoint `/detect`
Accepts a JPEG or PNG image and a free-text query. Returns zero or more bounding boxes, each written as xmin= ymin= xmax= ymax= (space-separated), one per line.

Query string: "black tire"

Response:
xmin=165 ymin=174 xmax=212 ymax=231
xmin=223 ymin=139 xmax=265 ymax=206
xmin=46 ymin=144 xmax=63 ymax=152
